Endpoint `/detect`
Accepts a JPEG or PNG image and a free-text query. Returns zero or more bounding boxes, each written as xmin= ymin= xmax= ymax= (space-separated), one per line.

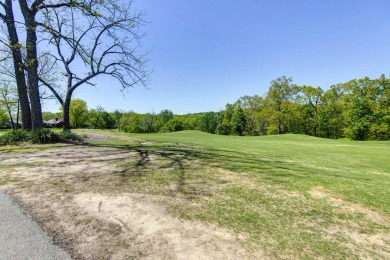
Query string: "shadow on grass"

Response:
xmin=1 ymin=137 xmax=375 ymax=199
xmin=78 ymin=139 xmax=314 ymax=197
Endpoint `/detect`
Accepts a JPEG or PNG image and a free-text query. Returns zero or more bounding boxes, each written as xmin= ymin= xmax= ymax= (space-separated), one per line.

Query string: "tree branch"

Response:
xmin=38 ymin=76 xmax=64 ymax=105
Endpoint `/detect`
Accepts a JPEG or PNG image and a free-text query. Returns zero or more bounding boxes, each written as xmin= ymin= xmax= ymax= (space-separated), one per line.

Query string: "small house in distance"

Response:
xmin=43 ymin=118 xmax=63 ymax=128
xmin=5 ymin=121 xmax=22 ymax=128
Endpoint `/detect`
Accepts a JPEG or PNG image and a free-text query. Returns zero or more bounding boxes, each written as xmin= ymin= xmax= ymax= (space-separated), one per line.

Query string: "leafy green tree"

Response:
xmin=318 ymin=85 xmax=345 ymax=139
xmin=0 ymin=108 xmax=9 ymax=127
xmin=87 ymin=106 xmax=105 ymax=129
xmin=141 ymin=113 xmax=157 ymax=133
xmin=372 ymin=75 xmax=390 ymax=140
xmin=230 ymin=107 xmax=246 ymax=135
xmin=0 ymin=82 xmax=19 ymax=129
xmin=265 ymin=76 xmax=297 ymax=135
xmin=342 ymin=77 xmax=378 ymax=140
xmin=299 ymin=86 xmax=324 ymax=137
xmin=121 ymin=112 xmax=159 ymax=133
xmin=42 ymin=111 xmax=62 ymax=121
xmin=113 ymin=110 xmax=124 ymax=132
xmin=201 ymin=112 xmax=218 ymax=134
xmin=166 ymin=118 xmax=184 ymax=132
xmin=344 ymin=98 xmax=372 ymax=140
xmin=159 ymin=109 xmax=174 ymax=125
xmin=68 ymin=99 xmax=88 ymax=129
xmin=235 ymin=95 xmax=264 ymax=135
xmin=369 ymin=123 xmax=389 ymax=140
xmin=121 ymin=112 xmax=143 ymax=133
xmin=101 ymin=111 xmax=115 ymax=129
xmin=216 ymin=104 xmax=235 ymax=135
xmin=284 ymin=102 xmax=306 ymax=134
xmin=183 ymin=114 xmax=203 ymax=130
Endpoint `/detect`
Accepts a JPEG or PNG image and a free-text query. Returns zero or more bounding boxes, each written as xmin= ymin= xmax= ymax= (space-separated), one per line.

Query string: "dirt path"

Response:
xmin=0 ymin=135 xmax=263 ymax=259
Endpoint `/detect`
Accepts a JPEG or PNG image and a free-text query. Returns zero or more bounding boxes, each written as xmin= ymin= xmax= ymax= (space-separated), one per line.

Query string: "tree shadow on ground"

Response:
xmin=80 ymin=139 xmax=311 ymax=198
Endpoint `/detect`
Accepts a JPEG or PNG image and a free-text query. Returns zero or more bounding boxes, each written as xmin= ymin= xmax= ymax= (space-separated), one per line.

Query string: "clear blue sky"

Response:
xmin=42 ymin=0 xmax=390 ymax=114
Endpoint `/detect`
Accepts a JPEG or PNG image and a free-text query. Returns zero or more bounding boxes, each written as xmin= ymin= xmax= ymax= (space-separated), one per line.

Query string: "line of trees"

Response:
xmin=2 ymin=74 xmax=389 ymax=140
xmin=201 ymin=75 xmax=390 ymax=140
xmin=114 ymin=75 xmax=389 ymax=141
xmin=28 ymin=74 xmax=388 ymax=141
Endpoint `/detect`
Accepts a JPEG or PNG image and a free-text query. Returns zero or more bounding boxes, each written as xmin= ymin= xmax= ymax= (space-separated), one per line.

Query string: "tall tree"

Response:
xmin=142 ymin=112 xmax=156 ymax=133
xmin=159 ymin=110 xmax=174 ymax=125
xmin=235 ymin=95 xmax=265 ymax=135
xmin=201 ymin=112 xmax=218 ymax=134
xmin=230 ymin=107 xmax=246 ymax=136
xmin=318 ymin=85 xmax=345 ymax=139
xmin=113 ymin=109 xmax=124 ymax=132
xmin=68 ymin=98 xmax=87 ymax=129
xmin=0 ymin=0 xmax=32 ymax=129
xmin=216 ymin=103 xmax=235 ymax=135
xmin=299 ymin=86 xmax=324 ymax=137
xmin=38 ymin=0 xmax=148 ymax=130
xmin=0 ymin=107 xmax=8 ymax=127
xmin=265 ymin=76 xmax=297 ymax=135
xmin=342 ymin=77 xmax=379 ymax=140
xmin=0 ymin=80 xmax=18 ymax=129
xmin=18 ymin=0 xmax=44 ymax=129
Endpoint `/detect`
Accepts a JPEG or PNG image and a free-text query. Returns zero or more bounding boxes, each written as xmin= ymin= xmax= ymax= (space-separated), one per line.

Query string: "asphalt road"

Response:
xmin=0 ymin=190 xmax=71 ymax=260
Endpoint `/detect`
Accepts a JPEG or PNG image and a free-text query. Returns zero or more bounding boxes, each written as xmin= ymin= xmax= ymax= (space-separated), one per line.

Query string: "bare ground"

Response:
xmin=0 ymin=134 xmax=264 ymax=259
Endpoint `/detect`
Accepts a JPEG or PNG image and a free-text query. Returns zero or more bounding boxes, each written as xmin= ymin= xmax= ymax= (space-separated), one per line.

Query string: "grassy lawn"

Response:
xmin=128 ymin=131 xmax=390 ymax=212
xmin=0 ymin=128 xmax=11 ymax=135
xmin=106 ymin=130 xmax=390 ymax=258
xmin=1 ymin=130 xmax=389 ymax=258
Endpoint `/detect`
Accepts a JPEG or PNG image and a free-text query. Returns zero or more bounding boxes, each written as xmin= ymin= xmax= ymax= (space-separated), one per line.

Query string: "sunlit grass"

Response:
xmin=119 ymin=130 xmax=390 ymax=258
xmin=2 ymin=129 xmax=389 ymax=258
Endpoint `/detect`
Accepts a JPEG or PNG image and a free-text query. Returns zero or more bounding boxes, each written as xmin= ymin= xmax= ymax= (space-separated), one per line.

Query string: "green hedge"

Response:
xmin=0 ymin=129 xmax=85 ymax=145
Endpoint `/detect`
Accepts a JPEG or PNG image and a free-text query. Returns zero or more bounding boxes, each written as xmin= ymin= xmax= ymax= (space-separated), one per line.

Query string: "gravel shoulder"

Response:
xmin=0 ymin=190 xmax=71 ymax=260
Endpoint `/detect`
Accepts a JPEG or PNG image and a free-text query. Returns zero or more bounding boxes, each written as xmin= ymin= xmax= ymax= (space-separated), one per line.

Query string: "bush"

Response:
xmin=58 ymin=131 xmax=86 ymax=142
xmin=29 ymin=128 xmax=60 ymax=144
xmin=0 ymin=129 xmax=30 ymax=145
xmin=0 ymin=129 xmax=85 ymax=145
xmin=166 ymin=119 xmax=184 ymax=132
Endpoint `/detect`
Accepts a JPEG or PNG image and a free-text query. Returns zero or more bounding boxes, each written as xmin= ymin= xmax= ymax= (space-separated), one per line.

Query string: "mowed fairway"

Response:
xmin=125 ymin=130 xmax=390 ymax=258
xmin=1 ymin=130 xmax=390 ymax=258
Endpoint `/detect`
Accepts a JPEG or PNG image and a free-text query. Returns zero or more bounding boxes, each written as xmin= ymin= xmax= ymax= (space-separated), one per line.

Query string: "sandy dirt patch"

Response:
xmin=74 ymin=193 xmax=261 ymax=259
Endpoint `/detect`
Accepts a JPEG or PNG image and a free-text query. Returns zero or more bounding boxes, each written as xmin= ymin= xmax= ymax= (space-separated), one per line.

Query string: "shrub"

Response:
xmin=166 ymin=119 xmax=184 ymax=132
xmin=28 ymin=128 xmax=59 ymax=144
xmin=0 ymin=129 xmax=30 ymax=145
xmin=58 ymin=131 xmax=86 ymax=142
xmin=0 ymin=129 xmax=85 ymax=145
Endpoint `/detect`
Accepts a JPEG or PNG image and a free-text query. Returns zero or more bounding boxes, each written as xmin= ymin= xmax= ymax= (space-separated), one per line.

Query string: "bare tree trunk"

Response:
xmin=62 ymin=93 xmax=72 ymax=131
xmin=3 ymin=0 xmax=32 ymax=129
xmin=19 ymin=0 xmax=43 ymax=129
xmin=16 ymin=100 xmax=20 ymax=129
xmin=5 ymin=101 xmax=15 ymax=130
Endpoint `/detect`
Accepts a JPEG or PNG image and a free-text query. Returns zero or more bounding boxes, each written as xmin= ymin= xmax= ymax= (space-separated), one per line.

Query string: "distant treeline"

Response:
xmin=195 ymin=75 xmax=389 ymax=141
xmin=38 ymin=75 xmax=389 ymax=141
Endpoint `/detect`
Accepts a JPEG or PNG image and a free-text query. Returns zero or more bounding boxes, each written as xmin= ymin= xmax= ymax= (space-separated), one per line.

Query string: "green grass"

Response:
xmin=0 ymin=128 xmax=11 ymax=135
xmin=127 ymin=131 xmax=390 ymax=212
xmin=3 ymin=129 xmax=389 ymax=258
xmin=113 ymin=130 xmax=390 ymax=258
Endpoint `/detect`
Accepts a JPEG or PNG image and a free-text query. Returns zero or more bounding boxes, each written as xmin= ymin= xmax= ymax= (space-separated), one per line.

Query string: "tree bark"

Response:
xmin=3 ymin=0 xmax=32 ymax=129
xmin=19 ymin=0 xmax=43 ymax=129
xmin=62 ymin=91 xmax=72 ymax=131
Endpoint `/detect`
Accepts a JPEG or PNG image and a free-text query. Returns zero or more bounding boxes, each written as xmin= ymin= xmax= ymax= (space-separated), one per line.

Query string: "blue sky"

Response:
xmin=42 ymin=0 xmax=390 ymax=114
